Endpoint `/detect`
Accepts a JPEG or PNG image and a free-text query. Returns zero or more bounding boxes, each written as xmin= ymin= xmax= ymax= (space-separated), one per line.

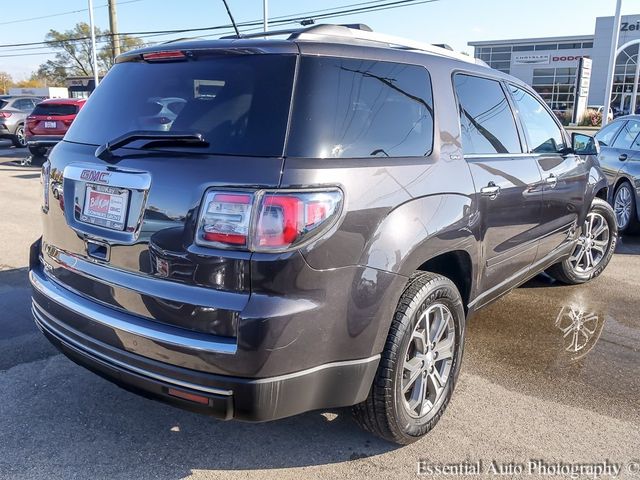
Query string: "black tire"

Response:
xmin=352 ymin=272 xmax=465 ymax=444
xmin=28 ymin=146 xmax=48 ymax=157
xmin=11 ymin=124 xmax=27 ymax=148
xmin=613 ymin=181 xmax=640 ymax=235
xmin=546 ymin=198 xmax=617 ymax=285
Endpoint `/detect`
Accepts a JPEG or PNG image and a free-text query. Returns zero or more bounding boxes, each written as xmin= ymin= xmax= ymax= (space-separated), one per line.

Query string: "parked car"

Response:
xmin=594 ymin=115 xmax=640 ymax=233
xmin=587 ymin=105 xmax=614 ymax=123
xmin=0 ymin=95 xmax=42 ymax=147
xmin=25 ymin=98 xmax=86 ymax=156
xmin=30 ymin=24 xmax=616 ymax=445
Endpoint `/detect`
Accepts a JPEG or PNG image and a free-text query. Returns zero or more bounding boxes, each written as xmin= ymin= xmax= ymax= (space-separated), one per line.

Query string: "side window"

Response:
xmin=509 ymin=85 xmax=566 ymax=153
xmin=14 ymin=99 xmax=35 ymax=112
xmin=453 ymin=74 xmax=521 ymax=155
xmin=595 ymin=121 xmax=624 ymax=147
xmin=612 ymin=120 xmax=640 ymax=150
xmin=287 ymin=57 xmax=434 ymax=158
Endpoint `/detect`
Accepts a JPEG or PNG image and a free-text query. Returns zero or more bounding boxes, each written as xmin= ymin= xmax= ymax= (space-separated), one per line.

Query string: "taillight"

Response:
xmin=0 ymin=112 xmax=12 ymax=118
xmin=62 ymin=119 xmax=74 ymax=126
xmin=199 ymin=192 xmax=253 ymax=247
xmin=195 ymin=189 xmax=343 ymax=252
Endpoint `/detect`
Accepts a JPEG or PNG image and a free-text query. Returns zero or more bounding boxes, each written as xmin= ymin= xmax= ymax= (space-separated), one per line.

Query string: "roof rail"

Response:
xmin=219 ymin=23 xmax=487 ymax=67
xmin=289 ymin=25 xmax=486 ymax=66
xmin=220 ymin=23 xmax=372 ymax=40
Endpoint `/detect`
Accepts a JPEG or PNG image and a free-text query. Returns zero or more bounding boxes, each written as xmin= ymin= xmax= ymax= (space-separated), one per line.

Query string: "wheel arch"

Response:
xmin=415 ymin=250 xmax=473 ymax=314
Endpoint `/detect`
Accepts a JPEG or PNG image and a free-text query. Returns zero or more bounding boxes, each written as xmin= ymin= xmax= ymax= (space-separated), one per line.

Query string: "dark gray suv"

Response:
xmin=30 ymin=25 xmax=616 ymax=444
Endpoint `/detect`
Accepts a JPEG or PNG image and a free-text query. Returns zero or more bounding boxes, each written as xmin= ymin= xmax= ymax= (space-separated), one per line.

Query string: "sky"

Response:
xmin=0 ymin=0 xmax=638 ymax=80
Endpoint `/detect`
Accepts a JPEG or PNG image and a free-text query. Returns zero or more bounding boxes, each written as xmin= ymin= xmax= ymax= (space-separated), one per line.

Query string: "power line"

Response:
xmin=0 ymin=0 xmax=143 ymax=26
xmin=0 ymin=0 xmax=438 ymax=56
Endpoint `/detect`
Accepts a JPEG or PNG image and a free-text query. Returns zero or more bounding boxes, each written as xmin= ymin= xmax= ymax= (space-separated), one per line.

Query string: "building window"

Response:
xmin=473 ymin=46 xmax=511 ymax=74
xmin=531 ymin=67 xmax=577 ymax=123
xmin=513 ymin=45 xmax=535 ymax=52
xmin=535 ymin=44 xmax=558 ymax=51
xmin=612 ymin=43 xmax=640 ymax=116
xmin=582 ymin=42 xmax=593 ymax=49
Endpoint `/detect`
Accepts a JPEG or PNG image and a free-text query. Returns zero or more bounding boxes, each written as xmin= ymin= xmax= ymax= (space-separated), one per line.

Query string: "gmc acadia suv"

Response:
xmin=30 ymin=25 xmax=617 ymax=444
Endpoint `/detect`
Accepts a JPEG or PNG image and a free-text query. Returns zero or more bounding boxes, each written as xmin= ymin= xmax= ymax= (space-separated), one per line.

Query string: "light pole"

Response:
xmin=603 ymin=0 xmax=623 ymax=126
xmin=263 ymin=0 xmax=269 ymax=33
xmin=88 ymin=0 xmax=100 ymax=90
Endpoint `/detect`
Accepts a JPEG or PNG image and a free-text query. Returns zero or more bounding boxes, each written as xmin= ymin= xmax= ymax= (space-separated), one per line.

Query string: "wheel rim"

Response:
xmin=569 ymin=212 xmax=610 ymax=274
xmin=16 ymin=126 xmax=26 ymax=146
xmin=614 ymin=185 xmax=632 ymax=229
xmin=401 ymin=303 xmax=455 ymax=418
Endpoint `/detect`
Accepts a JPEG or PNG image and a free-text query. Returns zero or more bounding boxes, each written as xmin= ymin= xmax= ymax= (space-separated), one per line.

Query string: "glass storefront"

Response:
xmin=612 ymin=43 xmax=640 ymax=116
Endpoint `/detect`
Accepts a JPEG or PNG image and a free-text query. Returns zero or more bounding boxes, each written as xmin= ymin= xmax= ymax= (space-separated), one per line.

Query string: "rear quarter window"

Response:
xmin=287 ymin=57 xmax=434 ymax=158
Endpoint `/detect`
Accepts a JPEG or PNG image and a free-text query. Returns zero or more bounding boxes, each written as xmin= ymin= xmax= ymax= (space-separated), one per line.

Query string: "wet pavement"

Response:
xmin=0 ymin=147 xmax=639 ymax=479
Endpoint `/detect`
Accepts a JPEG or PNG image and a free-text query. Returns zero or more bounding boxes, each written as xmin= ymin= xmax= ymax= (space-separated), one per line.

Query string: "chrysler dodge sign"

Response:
xmin=513 ymin=54 xmax=550 ymax=65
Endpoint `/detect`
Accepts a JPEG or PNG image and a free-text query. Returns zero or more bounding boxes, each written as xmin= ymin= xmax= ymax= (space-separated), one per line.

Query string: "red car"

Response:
xmin=25 ymin=98 xmax=86 ymax=156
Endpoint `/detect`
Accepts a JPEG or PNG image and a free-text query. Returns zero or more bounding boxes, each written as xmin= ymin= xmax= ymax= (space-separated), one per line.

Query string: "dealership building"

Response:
xmin=469 ymin=14 xmax=640 ymax=116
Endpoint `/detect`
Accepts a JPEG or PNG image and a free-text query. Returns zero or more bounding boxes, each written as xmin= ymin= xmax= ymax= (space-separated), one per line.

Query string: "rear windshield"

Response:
xmin=0 ymin=100 xmax=8 ymax=109
xmin=65 ymin=54 xmax=296 ymax=157
xmin=32 ymin=103 xmax=78 ymax=116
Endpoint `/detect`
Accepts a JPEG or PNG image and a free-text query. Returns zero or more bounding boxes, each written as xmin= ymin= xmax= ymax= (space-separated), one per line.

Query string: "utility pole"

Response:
xmin=603 ymin=0 xmax=623 ymax=126
xmin=88 ymin=0 xmax=100 ymax=89
xmin=108 ymin=0 xmax=121 ymax=58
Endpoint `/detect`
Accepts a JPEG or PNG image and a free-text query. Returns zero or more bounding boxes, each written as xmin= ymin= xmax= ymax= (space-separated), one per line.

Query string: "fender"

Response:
xmin=359 ymin=193 xmax=479 ymax=279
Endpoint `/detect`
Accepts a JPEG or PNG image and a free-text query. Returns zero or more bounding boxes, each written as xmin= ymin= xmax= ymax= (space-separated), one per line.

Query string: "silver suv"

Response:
xmin=0 ymin=96 xmax=41 ymax=147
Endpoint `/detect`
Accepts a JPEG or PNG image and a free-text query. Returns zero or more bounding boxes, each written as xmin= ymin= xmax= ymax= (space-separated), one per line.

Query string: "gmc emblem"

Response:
xmin=80 ymin=170 xmax=110 ymax=183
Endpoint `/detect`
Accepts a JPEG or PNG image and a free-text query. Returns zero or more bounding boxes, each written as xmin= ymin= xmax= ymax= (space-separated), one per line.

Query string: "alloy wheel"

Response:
xmin=401 ymin=303 xmax=455 ymax=418
xmin=569 ymin=212 xmax=610 ymax=274
xmin=614 ymin=185 xmax=633 ymax=230
xmin=16 ymin=126 xmax=26 ymax=147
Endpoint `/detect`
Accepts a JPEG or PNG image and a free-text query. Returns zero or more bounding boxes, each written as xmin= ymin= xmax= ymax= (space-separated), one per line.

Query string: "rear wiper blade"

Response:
xmin=95 ymin=130 xmax=208 ymax=160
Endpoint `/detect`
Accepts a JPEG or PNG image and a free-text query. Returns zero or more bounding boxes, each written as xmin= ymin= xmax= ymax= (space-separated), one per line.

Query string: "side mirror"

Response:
xmin=572 ymin=132 xmax=600 ymax=156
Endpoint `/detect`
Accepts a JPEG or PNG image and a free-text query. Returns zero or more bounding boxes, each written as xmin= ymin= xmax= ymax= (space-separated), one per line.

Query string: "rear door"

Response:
xmin=507 ymin=85 xmax=589 ymax=261
xmin=595 ymin=119 xmax=629 ymax=190
xmin=454 ymin=73 xmax=543 ymax=299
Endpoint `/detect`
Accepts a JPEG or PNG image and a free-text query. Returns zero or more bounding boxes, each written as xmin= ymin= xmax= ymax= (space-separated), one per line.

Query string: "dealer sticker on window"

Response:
xmin=81 ymin=184 xmax=130 ymax=231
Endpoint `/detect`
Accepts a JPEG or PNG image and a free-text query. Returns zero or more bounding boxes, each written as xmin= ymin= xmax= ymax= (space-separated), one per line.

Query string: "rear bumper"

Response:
xmin=29 ymin=241 xmax=380 ymax=421
xmin=26 ymin=135 xmax=63 ymax=147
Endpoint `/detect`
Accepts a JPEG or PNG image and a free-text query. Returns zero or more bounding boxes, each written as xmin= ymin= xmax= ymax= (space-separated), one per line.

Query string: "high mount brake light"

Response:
xmin=142 ymin=51 xmax=187 ymax=61
xmin=195 ymin=189 xmax=343 ymax=252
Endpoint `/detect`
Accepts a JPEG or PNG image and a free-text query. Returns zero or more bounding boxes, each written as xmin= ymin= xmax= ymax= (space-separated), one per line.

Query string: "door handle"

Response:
xmin=480 ymin=182 xmax=501 ymax=199
xmin=619 ymin=153 xmax=628 ymax=161
xmin=545 ymin=174 xmax=558 ymax=188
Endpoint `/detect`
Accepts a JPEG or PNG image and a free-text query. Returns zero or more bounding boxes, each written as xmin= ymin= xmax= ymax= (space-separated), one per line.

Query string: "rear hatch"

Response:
xmin=27 ymin=103 xmax=79 ymax=136
xmin=41 ymin=46 xmax=297 ymax=339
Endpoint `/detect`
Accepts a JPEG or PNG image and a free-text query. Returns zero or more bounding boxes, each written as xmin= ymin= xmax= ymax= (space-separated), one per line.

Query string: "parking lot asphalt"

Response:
xmin=1 ymin=145 xmax=639 ymax=480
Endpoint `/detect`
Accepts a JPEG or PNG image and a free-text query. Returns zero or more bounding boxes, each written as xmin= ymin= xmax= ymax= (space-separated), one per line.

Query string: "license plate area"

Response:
xmin=62 ymin=164 xmax=152 ymax=244
xmin=44 ymin=121 xmax=56 ymax=129
xmin=81 ymin=184 xmax=130 ymax=231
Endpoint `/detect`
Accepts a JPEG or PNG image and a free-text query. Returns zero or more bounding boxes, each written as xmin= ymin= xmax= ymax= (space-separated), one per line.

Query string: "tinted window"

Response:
xmin=0 ymin=100 xmax=7 ymax=109
xmin=32 ymin=104 xmax=78 ymax=116
xmin=287 ymin=57 xmax=433 ymax=158
xmin=13 ymin=99 xmax=34 ymax=111
xmin=454 ymin=74 xmax=521 ymax=154
xmin=66 ymin=54 xmax=296 ymax=157
xmin=595 ymin=121 xmax=624 ymax=147
xmin=612 ymin=120 xmax=640 ymax=150
xmin=509 ymin=85 xmax=566 ymax=153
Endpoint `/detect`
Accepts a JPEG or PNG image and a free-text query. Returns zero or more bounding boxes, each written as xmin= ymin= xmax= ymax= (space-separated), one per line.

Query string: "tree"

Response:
xmin=35 ymin=22 xmax=144 ymax=86
xmin=0 ymin=72 xmax=13 ymax=94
